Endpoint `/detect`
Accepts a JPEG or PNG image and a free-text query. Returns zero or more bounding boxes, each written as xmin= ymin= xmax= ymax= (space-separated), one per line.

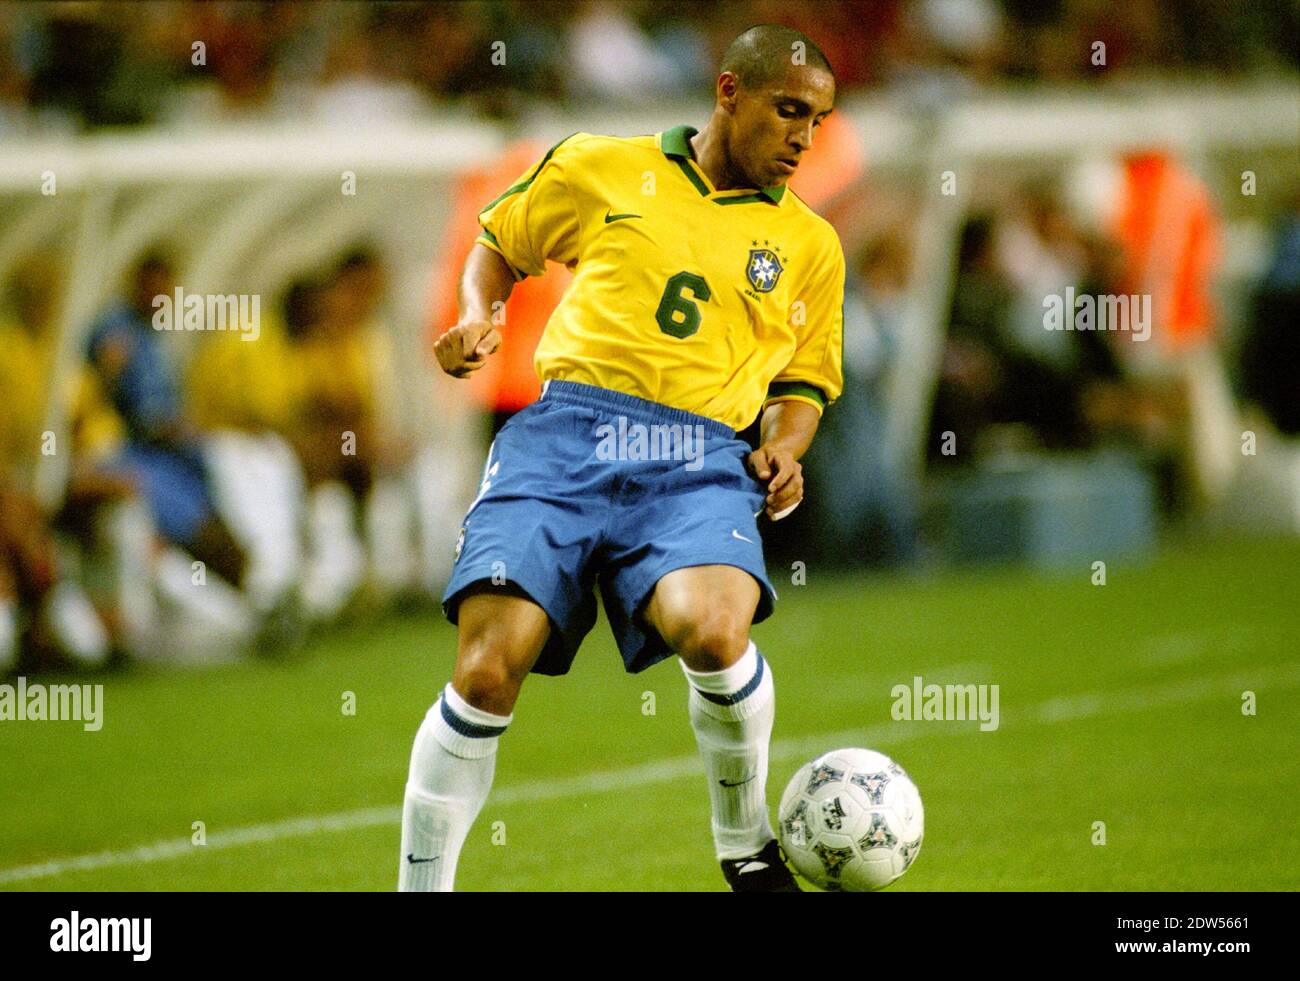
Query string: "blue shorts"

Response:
xmin=107 ymin=442 xmax=216 ymax=547
xmin=442 ymin=381 xmax=777 ymax=676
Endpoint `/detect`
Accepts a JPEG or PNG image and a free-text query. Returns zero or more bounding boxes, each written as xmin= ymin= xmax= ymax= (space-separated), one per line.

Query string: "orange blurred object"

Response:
xmin=787 ymin=111 xmax=866 ymax=211
xmin=1112 ymin=150 xmax=1220 ymax=350
xmin=429 ymin=141 xmax=573 ymax=413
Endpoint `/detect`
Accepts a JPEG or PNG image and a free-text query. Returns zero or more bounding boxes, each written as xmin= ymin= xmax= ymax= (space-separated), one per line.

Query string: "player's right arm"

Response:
xmin=436 ymin=134 xmax=584 ymax=379
xmin=434 ymin=242 xmax=515 ymax=378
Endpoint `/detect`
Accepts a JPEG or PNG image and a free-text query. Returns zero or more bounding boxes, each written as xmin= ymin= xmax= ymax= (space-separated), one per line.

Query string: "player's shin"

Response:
xmin=398 ymin=683 xmax=511 ymax=892
xmin=681 ymin=642 xmax=777 ymax=860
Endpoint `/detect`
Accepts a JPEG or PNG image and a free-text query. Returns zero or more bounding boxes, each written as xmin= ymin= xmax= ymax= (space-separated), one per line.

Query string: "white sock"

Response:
xmin=681 ymin=641 xmax=777 ymax=860
xmin=399 ymin=683 xmax=511 ymax=892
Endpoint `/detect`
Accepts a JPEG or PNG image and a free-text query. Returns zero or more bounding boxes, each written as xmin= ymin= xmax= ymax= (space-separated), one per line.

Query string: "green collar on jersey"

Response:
xmin=659 ymin=125 xmax=786 ymax=205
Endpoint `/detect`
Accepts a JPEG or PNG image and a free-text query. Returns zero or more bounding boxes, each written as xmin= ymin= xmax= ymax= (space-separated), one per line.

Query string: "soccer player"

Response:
xmin=401 ymin=24 xmax=842 ymax=892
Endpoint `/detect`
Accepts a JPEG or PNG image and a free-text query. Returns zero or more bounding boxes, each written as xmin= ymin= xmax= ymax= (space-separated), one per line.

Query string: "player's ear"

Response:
xmin=717 ymin=71 xmax=740 ymax=112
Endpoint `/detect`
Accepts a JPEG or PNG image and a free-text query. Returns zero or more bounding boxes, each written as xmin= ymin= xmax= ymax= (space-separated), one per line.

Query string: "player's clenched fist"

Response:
xmin=748 ymin=445 xmax=803 ymax=520
xmin=435 ymin=320 xmax=501 ymax=378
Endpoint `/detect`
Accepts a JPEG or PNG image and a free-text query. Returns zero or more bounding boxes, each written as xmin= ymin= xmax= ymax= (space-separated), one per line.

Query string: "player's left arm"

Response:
xmin=749 ymin=400 xmax=821 ymax=519
xmin=748 ymin=232 xmax=846 ymax=520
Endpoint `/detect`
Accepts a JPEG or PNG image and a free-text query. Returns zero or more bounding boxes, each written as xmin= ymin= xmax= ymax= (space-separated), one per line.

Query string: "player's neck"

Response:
xmin=689 ymin=124 xmax=755 ymax=193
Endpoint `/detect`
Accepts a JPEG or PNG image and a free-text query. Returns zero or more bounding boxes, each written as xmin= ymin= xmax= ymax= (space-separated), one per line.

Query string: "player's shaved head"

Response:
xmin=720 ymin=24 xmax=835 ymax=91
xmin=699 ymin=25 xmax=835 ymax=190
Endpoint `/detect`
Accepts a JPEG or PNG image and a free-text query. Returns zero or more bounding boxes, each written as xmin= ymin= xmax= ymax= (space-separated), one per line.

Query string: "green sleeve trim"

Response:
xmin=478 ymin=132 xmax=578 ymax=218
xmin=764 ymin=380 xmax=828 ymax=409
xmin=763 ymin=393 xmax=825 ymax=416
xmin=475 ymin=231 xmax=527 ymax=281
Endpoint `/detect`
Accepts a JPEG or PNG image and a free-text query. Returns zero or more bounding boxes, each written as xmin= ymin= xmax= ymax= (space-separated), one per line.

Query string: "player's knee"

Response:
xmin=662 ymin=604 xmax=750 ymax=672
xmin=453 ymin=636 xmax=526 ymax=714
xmin=450 ymin=589 xmax=549 ymax=713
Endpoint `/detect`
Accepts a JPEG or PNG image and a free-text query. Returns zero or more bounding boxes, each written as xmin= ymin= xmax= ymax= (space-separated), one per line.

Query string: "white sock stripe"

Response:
xmin=689 ymin=658 xmax=774 ymax=722
xmin=443 ymin=683 xmax=513 ymax=729
xmin=703 ymin=651 xmax=765 ymax=706
xmin=429 ymin=699 xmax=502 ymax=760
xmin=679 ymin=641 xmax=759 ymax=695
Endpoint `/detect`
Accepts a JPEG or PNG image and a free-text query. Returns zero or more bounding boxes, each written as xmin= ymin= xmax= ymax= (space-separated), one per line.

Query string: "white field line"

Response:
xmin=1136 ymin=627 xmax=1257 ymax=667
xmin=2 ymin=662 xmax=1296 ymax=886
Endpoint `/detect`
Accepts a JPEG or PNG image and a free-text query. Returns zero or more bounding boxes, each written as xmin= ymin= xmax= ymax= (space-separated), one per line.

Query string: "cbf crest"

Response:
xmin=745 ymin=242 xmax=785 ymax=293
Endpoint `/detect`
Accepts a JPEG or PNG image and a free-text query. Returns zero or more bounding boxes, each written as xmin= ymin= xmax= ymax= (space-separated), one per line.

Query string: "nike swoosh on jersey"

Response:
xmin=731 ymin=529 xmax=755 ymax=544
xmin=604 ymin=209 xmax=641 ymax=223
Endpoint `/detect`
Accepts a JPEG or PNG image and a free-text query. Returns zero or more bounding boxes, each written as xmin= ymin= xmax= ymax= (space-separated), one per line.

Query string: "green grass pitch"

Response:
xmin=1 ymin=537 xmax=1296 ymax=891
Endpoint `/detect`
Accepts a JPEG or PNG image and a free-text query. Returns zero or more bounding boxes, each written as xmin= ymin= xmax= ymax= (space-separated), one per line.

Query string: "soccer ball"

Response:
xmin=777 ymin=747 xmax=923 ymax=891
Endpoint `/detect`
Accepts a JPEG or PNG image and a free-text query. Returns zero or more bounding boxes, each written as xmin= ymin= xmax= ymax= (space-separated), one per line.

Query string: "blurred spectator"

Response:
xmin=0 ymin=255 xmax=58 ymax=486
xmin=929 ymin=202 xmax=1167 ymax=463
xmin=928 ymin=215 xmax=1015 ymax=460
xmin=807 ymin=232 xmax=918 ymax=566
xmin=184 ymin=274 xmax=308 ymax=631
xmin=84 ymin=252 xmax=248 ymax=591
xmin=0 ymin=253 xmax=122 ymax=670
xmin=1107 ymin=149 xmax=1232 ymax=506
xmin=0 ymin=480 xmax=111 ymax=672
xmin=284 ymin=249 xmax=420 ymax=615
xmin=291 ymin=249 xmax=396 ymax=495
xmin=0 ymin=256 xmax=113 ymax=671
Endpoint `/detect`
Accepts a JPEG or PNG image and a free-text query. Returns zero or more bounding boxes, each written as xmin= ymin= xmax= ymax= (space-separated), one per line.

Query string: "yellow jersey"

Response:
xmin=186 ymin=312 xmax=301 ymax=434
xmin=293 ymin=320 xmax=391 ymax=429
xmin=476 ymin=126 xmax=845 ymax=431
xmin=0 ymin=324 xmax=123 ymax=474
xmin=0 ymin=322 xmax=51 ymax=474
